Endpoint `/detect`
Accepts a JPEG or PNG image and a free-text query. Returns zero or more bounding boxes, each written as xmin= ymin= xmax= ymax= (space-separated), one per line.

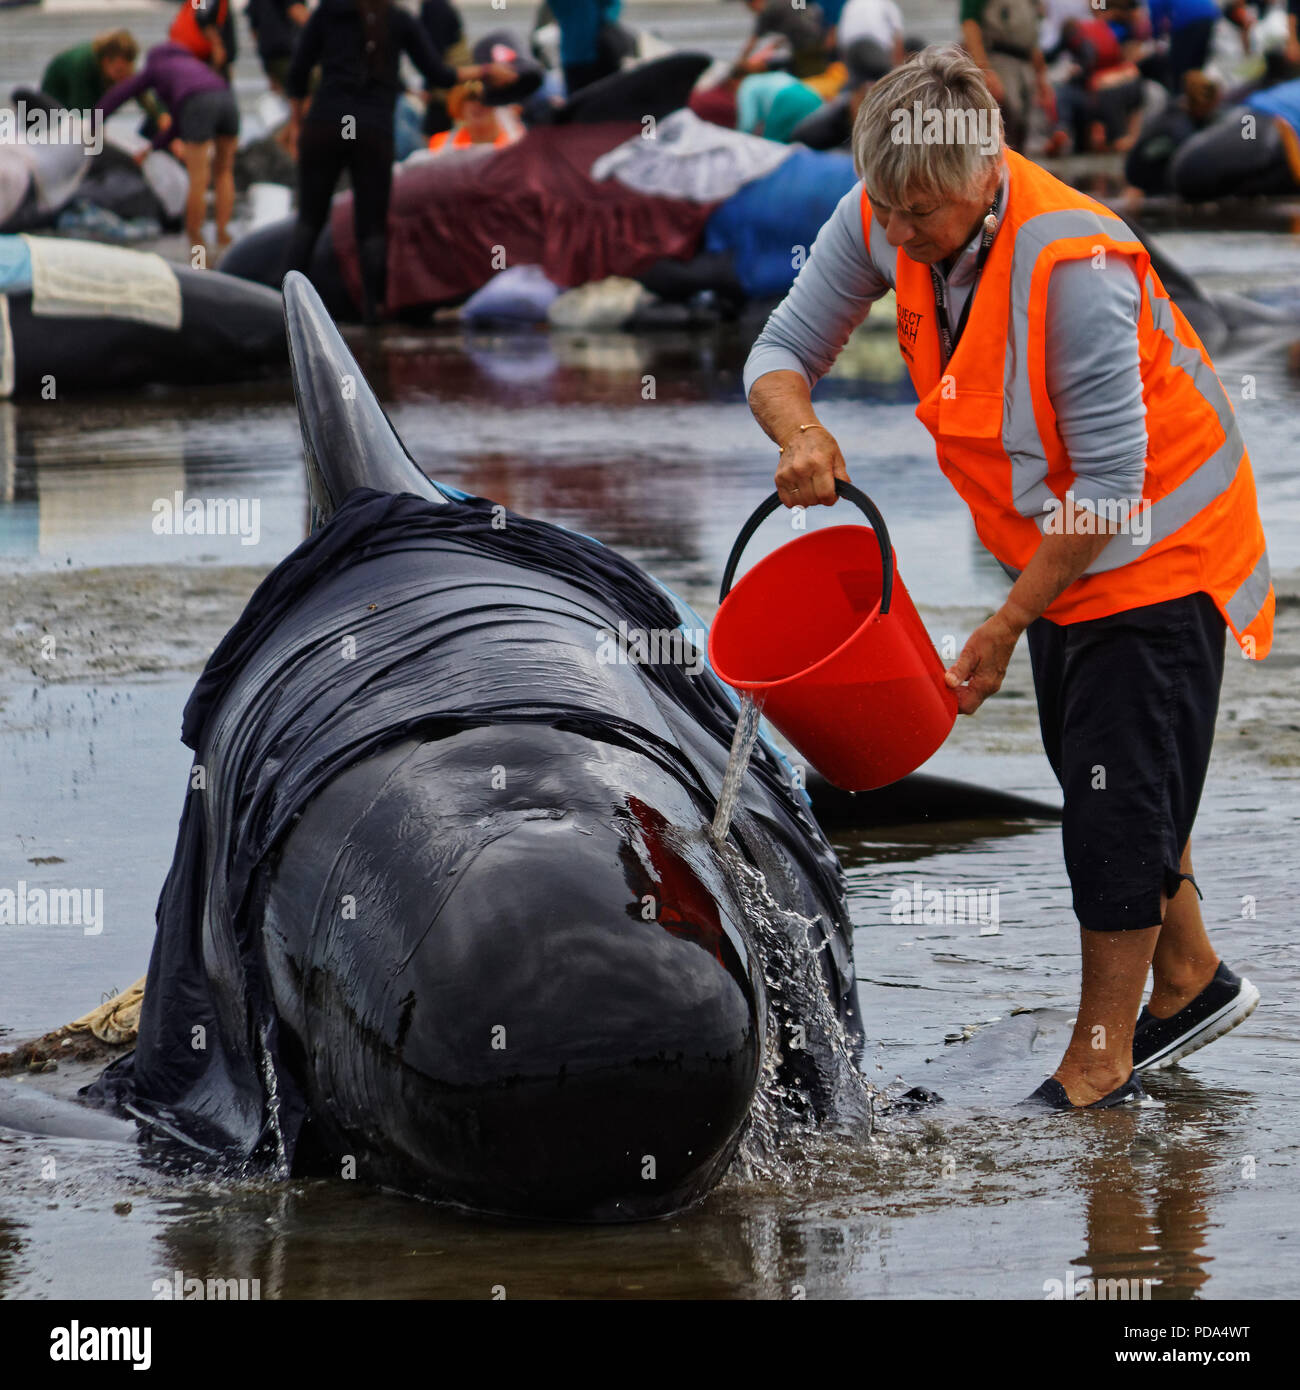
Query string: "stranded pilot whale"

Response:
xmin=84 ymin=273 xmax=868 ymax=1221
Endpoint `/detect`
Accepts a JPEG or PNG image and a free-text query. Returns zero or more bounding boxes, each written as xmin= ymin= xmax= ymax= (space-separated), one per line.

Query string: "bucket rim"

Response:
xmin=707 ymin=524 xmax=891 ymax=693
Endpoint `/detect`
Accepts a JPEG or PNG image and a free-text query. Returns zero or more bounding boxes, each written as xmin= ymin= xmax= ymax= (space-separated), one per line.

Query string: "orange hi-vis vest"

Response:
xmin=170 ymin=0 xmax=229 ymax=63
xmin=862 ymin=149 xmax=1274 ymax=658
xmin=428 ymin=126 xmax=512 ymax=153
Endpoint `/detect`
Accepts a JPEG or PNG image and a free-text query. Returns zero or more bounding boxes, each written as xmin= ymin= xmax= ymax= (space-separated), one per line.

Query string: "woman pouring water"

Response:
xmin=743 ymin=45 xmax=1273 ymax=1109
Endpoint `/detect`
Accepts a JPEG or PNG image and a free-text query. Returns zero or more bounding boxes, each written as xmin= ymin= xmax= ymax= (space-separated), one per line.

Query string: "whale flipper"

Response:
xmin=0 ymin=1079 xmax=136 ymax=1143
xmin=281 ymin=270 xmax=444 ymax=527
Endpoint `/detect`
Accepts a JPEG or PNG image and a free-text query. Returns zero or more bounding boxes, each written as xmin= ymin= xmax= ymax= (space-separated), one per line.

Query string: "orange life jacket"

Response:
xmin=863 ymin=149 xmax=1273 ymax=658
xmin=170 ymin=0 xmax=229 ymax=64
xmin=428 ymin=125 xmax=512 ymax=153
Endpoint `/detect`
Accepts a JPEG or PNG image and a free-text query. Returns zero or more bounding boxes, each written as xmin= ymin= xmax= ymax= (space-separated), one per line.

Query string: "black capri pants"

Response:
xmin=285 ymin=117 xmax=394 ymax=317
xmin=1027 ymin=591 xmax=1226 ymax=932
xmin=290 ymin=118 xmax=394 ymax=249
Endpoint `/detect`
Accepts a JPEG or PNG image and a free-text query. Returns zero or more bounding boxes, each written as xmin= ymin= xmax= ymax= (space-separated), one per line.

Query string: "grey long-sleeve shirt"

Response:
xmin=743 ymin=177 xmax=1150 ymax=510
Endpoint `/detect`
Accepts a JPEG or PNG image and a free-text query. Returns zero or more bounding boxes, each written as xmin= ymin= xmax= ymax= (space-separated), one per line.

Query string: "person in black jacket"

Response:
xmin=418 ymin=0 xmax=468 ymax=137
xmin=284 ymin=0 xmax=514 ymax=322
xmin=249 ymin=0 xmax=308 ymax=92
xmin=420 ymin=0 xmax=464 ymax=53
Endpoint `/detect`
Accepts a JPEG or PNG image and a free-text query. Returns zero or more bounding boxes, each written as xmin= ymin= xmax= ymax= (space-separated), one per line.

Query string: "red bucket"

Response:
xmin=708 ymin=482 xmax=957 ymax=791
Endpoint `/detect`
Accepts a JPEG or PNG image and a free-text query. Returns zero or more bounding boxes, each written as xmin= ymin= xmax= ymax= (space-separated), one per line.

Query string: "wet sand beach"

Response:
xmin=2 ymin=1 xmax=1299 ymax=1304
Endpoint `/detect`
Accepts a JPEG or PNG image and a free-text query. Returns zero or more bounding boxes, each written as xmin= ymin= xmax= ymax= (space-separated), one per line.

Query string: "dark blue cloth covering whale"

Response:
xmin=89 ymin=487 xmax=859 ymax=1165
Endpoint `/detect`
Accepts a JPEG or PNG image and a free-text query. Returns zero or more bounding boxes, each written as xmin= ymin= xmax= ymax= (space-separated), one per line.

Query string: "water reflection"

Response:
xmin=1068 ymin=1099 xmax=1215 ymax=1302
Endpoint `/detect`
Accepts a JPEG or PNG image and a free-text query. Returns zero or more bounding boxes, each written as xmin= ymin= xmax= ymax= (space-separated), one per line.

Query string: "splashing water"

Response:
xmin=257 ymin=1025 xmax=291 ymax=1181
xmin=710 ymin=692 xmax=765 ymax=847
xmin=715 ymin=843 xmax=876 ymax=1185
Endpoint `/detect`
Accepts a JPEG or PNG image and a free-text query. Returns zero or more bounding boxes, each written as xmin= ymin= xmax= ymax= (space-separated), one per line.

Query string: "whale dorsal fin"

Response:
xmin=281 ymin=271 xmax=444 ymax=528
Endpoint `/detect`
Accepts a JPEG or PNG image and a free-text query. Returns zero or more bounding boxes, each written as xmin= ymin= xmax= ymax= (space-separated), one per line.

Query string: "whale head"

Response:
xmin=263 ymin=273 xmax=768 ymax=1219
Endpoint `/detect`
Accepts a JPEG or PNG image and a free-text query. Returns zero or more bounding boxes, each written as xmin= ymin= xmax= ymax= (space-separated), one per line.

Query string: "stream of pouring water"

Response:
xmin=706 ymin=694 xmax=875 ymax=1176
xmin=709 ymin=692 xmax=764 ymax=847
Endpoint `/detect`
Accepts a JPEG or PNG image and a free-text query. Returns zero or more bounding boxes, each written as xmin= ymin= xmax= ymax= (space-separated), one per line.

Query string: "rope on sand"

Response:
xmin=0 ymin=976 xmax=146 ymax=1075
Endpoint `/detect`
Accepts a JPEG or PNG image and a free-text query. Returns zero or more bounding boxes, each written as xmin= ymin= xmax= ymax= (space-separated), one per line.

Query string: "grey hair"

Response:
xmin=852 ymin=44 xmax=1004 ymax=207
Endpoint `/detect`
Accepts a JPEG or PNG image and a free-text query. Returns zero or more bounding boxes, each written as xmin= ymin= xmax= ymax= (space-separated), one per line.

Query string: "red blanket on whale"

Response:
xmin=329 ymin=123 xmax=719 ymax=314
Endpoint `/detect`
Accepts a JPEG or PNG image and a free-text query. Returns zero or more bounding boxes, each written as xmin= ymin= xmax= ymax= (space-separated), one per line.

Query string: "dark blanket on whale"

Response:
xmin=89 ymin=488 xmax=856 ymax=1165
xmin=330 ymin=124 xmax=719 ymax=314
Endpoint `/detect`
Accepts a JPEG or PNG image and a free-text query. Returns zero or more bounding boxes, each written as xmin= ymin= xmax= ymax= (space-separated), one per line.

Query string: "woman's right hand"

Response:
xmin=774 ymin=425 xmax=850 ymax=508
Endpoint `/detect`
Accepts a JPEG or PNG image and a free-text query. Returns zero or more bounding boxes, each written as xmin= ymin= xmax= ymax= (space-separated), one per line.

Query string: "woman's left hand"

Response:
xmin=944 ymin=610 xmax=1024 ymax=715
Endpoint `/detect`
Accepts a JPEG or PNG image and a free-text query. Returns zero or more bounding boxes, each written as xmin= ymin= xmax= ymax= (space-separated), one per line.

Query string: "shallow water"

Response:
xmin=2 ymin=1 xmax=1300 ymax=1302
xmin=2 ymin=316 xmax=1295 ymax=1298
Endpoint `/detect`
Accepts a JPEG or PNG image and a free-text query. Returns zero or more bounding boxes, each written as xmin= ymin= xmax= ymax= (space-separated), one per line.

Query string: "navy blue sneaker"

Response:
xmin=1133 ymin=961 xmax=1260 ymax=1072
xmin=1026 ymin=1071 xmax=1146 ymax=1110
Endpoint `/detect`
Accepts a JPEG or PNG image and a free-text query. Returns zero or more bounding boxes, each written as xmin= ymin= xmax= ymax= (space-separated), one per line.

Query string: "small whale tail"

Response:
xmin=281 ymin=270 xmax=444 ymax=527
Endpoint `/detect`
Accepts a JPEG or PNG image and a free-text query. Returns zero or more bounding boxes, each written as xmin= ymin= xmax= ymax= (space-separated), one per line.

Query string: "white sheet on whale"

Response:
xmin=0 ymin=141 xmax=88 ymax=219
xmin=104 ymin=129 xmax=189 ymax=223
xmin=20 ymin=234 xmax=181 ymax=331
xmin=590 ymin=108 xmax=795 ymax=204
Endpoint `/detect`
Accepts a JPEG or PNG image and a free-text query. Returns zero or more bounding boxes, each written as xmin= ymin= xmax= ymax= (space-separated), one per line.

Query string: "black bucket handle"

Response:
xmin=718 ymin=479 xmax=894 ymax=614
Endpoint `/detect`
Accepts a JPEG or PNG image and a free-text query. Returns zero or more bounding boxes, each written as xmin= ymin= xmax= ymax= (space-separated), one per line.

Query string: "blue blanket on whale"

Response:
xmin=704 ymin=149 xmax=859 ymax=300
xmin=89 ymin=488 xmax=858 ymax=1164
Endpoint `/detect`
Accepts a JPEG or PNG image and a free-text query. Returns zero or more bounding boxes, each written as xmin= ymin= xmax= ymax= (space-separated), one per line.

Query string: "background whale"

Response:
xmin=1 ymin=235 xmax=287 ymax=397
xmin=87 ymin=273 xmax=866 ymax=1221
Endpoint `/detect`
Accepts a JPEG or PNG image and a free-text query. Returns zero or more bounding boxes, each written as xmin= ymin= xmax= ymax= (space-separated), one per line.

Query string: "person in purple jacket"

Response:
xmin=99 ymin=42 xmax=241 ymax=257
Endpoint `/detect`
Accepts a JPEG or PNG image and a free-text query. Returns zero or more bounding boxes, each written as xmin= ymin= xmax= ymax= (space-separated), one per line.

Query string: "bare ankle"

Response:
xmin=1053 ymin=1054 xmax=1132 ymax=1105
xmin=1149 ymin=958 xmax=1218 ymax=1016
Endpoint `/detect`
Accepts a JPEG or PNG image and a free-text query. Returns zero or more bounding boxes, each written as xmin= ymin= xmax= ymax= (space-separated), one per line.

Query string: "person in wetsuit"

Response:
xmin=284 ymin=0 xmax=514 ymax=323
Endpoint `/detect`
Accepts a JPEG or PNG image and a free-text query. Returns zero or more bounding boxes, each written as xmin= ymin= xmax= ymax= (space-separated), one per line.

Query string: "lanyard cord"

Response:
xmin=930 ymin=184 xmax=1004 ymax=368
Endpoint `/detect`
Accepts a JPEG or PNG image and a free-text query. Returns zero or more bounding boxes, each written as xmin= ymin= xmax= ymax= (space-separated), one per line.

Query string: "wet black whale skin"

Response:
xmin=86 ymin=275 xmax=859 ymax=1220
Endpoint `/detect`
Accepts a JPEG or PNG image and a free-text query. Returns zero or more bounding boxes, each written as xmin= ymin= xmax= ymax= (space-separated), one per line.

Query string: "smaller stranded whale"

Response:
xmin=85 ymin=273 xmax=868 ymax=1221
xmin=0 ymin=234 xmax=286 ymax=397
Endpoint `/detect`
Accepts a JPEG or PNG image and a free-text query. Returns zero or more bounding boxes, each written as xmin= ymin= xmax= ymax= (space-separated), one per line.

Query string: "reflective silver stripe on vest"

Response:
xmin=1003 ymin=214 xmax=1267 ymax=613
xmin=1084 ymin=278 xmax=1247 ymax=573
xmin=1225 ymin=548 xmax=1272 ymax=634
xmin=1003 ymin=206 xmax=1134 ymax=518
